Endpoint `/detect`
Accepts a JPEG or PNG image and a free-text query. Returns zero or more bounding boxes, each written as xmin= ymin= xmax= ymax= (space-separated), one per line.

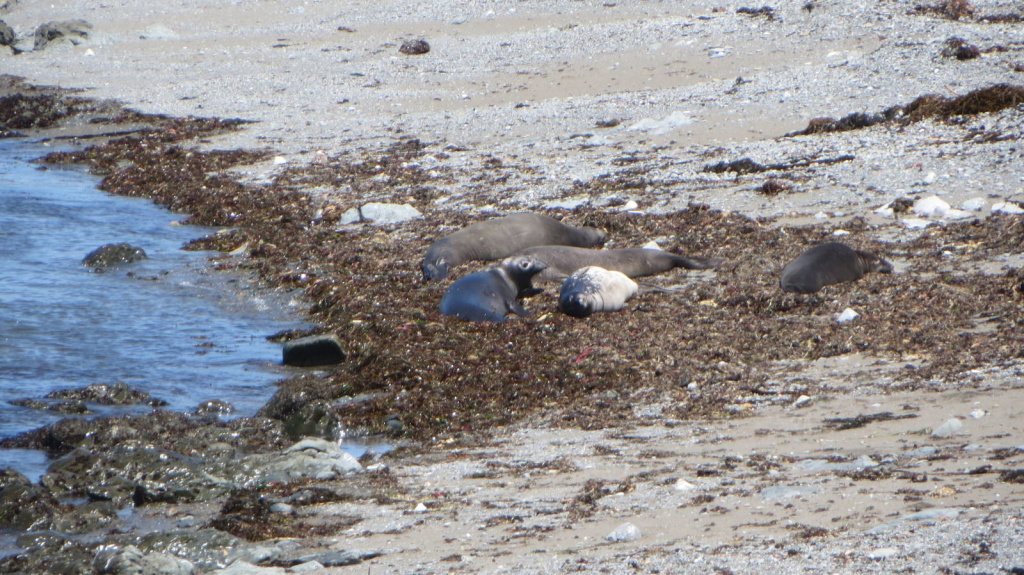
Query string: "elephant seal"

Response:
xmin=780 ymin=242 xmax=893 ymax=294
xmin=559 ymin=266 xmax=639 ymax=318
xmin=514 ymin=246 xmax=724 ymax=281
xmin=422 ymin=213 xmax=606 ymax=280
xmin=440 ymin=256 xmax=548 ymax=323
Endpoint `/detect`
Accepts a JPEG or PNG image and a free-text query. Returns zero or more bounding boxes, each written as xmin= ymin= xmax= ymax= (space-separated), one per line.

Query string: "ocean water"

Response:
xmin=0 ymin=140 xmax=303 ymax=480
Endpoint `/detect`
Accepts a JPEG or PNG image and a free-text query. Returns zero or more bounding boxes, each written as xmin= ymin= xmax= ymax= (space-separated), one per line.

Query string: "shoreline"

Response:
xmin=2 ymin=0 xmax=1024 ymax=571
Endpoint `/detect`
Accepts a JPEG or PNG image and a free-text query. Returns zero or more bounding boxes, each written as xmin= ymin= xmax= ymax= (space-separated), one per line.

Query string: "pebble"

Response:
xmin=931 ymin=418 xmax=964 ymax=438
xmin=961 ymin=197 xmax=986 ymax=211
xmin=673 ymin=478 xmax=697 ymax=492
xmin=606 ymin=522 xmax=642 ymax=542
xmin=642 ymin=240 xmax=662 ymax=250
xmin=836 ymin=308 xmax=860 ymax=323
xmin=793 ymin=394 xmax=813 ymax=408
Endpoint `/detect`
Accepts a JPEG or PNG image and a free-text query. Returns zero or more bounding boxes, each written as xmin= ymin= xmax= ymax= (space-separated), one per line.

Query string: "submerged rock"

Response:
xmin=93 ymin=544 xmax=197 ymax=575
xmin=47 ymin=381 xmax=168 ymax=406
xmin=0 ymin=468 xmax=65 ymax=531
xmin=83 ymin=242 xmax=148 ymax=268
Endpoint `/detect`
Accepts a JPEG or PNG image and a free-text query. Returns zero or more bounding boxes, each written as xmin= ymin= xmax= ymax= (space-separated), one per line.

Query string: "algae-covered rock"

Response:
xmin=82 ymin=242 xmax=148 ymax=268
xmin=0 ymin=468 xmax=65 ymax=531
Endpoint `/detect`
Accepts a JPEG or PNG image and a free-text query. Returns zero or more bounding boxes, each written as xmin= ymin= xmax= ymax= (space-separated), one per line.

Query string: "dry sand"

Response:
xmin=2 ymin=0 xmax=1024 ymax=573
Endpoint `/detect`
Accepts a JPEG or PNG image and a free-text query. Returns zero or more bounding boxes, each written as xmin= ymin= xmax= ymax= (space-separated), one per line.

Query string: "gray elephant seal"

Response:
xmin=514 ymin=246 xmax=724 ymax=281
xmin=780 ymin=242 xmax=893 ymax=294
xmin=559 ymin=266 xmax=639 ymax=318
xmin=422 ymin=213 xmax=606 ymax=280
xmin=440 ymin=256 xmax=548 ymax=323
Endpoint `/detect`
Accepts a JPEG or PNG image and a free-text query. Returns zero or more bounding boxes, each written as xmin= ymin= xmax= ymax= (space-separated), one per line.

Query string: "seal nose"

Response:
xmin=560 ymin=294 xmax=592 ymax=318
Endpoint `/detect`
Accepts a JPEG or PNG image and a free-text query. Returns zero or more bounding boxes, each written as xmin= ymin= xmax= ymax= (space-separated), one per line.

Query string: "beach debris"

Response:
xmin=33 ymin=19 xmax=92 ymax=50
xmin=282 ymin=334 xmax=346 ymax=367
xmin=399 ymin=38 xmax=430 ymax=55
xmin=82 ymin=242 xmax=147 ymax=268
xmin=931 ymin=417 xmax=965 ymax=438
xmin=606 ymin=522 xmax=642 ymax=542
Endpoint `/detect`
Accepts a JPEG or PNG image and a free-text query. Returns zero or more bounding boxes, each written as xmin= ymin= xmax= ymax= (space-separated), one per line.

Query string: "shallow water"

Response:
xmin=0 ymin=140 xmax=303 ymax=480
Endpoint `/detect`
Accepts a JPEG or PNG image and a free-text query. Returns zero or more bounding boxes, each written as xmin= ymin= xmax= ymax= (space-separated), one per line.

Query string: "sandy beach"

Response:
xmin=2 ymin=0 xmax=1024 ymax=573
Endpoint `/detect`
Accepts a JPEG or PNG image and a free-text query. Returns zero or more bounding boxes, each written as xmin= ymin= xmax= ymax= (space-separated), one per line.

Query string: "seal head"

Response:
xmin=559 ymin=266 xmax=639 ymax=318
xmin=439 ymin=256 xmax=549 ymax=322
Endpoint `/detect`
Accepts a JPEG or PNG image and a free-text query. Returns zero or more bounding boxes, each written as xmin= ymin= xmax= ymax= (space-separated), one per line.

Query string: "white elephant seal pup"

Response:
xmin=559 ymin=266 xmax=639 ymax=318
xmin=440 ymin=256 xmax=548 ymax=323
xmin=780 ymin=242 xmax=893 ymax=294
xmin=514 ymin=246 xmax=724 ymax=281
xmin=422 ymin=213 xmax=606 ymax=280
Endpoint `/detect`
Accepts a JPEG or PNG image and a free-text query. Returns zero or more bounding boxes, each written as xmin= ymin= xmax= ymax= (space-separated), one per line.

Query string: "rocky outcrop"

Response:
xmin=82 ymin=242 xmax=147 ymax=268
xmin=33 ymin=19 xmax=92 ymax=50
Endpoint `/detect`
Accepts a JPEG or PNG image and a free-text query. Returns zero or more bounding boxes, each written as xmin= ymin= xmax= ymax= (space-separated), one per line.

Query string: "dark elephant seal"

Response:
xmin=780 ymin=242 xmax=893 ymax=294
xmin=514 ymin=246 xmax=724 ymax=281
xmin=440 ymin=256 xmax=548 ymax=323
xmin=422 ymin=213 xmax=606 ymax=280
xmin=559 ymin=266 xmax=639 ymax=318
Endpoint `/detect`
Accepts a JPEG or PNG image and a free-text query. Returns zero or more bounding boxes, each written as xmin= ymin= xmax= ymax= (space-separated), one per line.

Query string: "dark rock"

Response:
xmin=193 ymin=399 xmax=235 ymax=416
xmin=0 ymin=535 xmax=95 ymax=574
xmin=291 ymin=549 xmax=383 ymax=567
xmin=0 ymin=19 xmax=15 ymax=47
xmin=82 ymin=242 xmax=148 ymax=268
xmin=9 ymin=397 xmax=91 ymax=414
xmin=942 ymin=36 xmax=981 ymax=60
xmin=0 ymin=468 xmax=65 ymax=531
xmin=47 ymin=381 xmax=167 ymax=407
xmin=399 ymin=38 xmax=430 ymax=55
xmin=51 ymin=499 xmax=119 ymax=534
xmin=34 ymin=19 xmax=93 ymax=50
xmin=281 ymin=400 xmax=340 ymax=440
xmin=282 ymin=334 xmax=346 ymax=367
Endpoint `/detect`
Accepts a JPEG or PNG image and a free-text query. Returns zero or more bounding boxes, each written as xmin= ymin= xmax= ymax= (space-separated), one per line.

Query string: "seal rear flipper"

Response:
xmin=673 ymin=255 xmax=726 ymax=270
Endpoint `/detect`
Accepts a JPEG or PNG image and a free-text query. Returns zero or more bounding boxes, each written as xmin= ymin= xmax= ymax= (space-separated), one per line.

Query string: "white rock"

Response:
xmin=913 ymin=195 xmax=950 ymax=218
xmin=902 ymin=218 xmax=931 ymax=229
xmin=673 ymin=478 xmax=697 ymax=492
xmin=992 ymin=201 xmax=1024 ymax=214
xmin=287 ymin=561 xmax=325 ymax=572
xmin=642 ymin=240 xmax=662 ymax=251
xmin=793 ymin=395 xmax=813 ymax=408
xmin=969 ymin=409 xmax=986 ymax=419
xmin=617 ymin=200 xmax=639 ymax=212
xmin=932 ymin=418 xmax=964 ymax=438
xmin=813 ymin=211 xmax=829 ymax=219
xmin=922 ymin=171 xmax=937 ymax=185
xmin=836 ymin=308 xmax=860 ymax=323
xmin=273 ymin=156 xmax=288 ymax=165
xmin=867 ymin=547 xmax=900 ymax=560
xmin=961 ymin=197 xmax=986 ymax=211
xmin=627 ymin=111 xmax=695 ymax=135
xmin=606 ymin=522 xmax=642 ymax=542
xmin=359 ymin=202 xmax=422 ymax=224
xmin=413 ymin=502 xmax=429 ymax=513
xmin=943 ymin=208 xmax=972 ymax=220
xmin=338 ymin=208 xmax=361 ymax=225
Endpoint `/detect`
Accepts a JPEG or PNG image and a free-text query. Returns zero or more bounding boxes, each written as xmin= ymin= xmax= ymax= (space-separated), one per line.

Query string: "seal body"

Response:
xmin=440 ymin=256 xmax=548 ymax=322
xmin=780 ymin=242 xmax=893 ymax=294
xmin=559 ymin=266 xmax=639 ymax=318
xmin=514 ymin=246 xmax=723 ymax=281
xmin=422 ymin=213 xmax=606 ymax=280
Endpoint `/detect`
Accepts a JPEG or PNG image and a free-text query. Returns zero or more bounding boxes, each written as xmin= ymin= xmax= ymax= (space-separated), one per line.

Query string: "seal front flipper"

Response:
xmin=508 ymin=300 xmax=532 ymax=317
